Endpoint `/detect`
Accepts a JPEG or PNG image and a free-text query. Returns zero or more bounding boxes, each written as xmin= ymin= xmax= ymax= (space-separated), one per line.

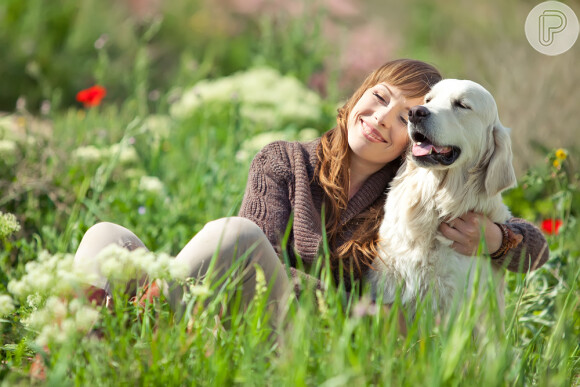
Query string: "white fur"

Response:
xmin=368 ymin=79 xmax=517 ymax=316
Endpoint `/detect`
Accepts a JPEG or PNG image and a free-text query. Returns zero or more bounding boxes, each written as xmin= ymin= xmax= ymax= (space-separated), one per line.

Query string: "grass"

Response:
xmin=1 ymin=0 xmax=579 ymax=385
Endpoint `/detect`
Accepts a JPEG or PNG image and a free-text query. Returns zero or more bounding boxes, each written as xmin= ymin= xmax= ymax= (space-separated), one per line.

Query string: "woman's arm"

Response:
xmin=238 ymin=142 xmax=326 ymax=295
xmin=439 ymin=212 xmax=549 ymax=272
xmin=238 ymin=142 xmax=293 ymax=257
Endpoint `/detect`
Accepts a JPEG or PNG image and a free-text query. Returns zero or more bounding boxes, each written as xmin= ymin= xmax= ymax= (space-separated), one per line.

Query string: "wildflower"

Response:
xmin=76 ymin=85 xmax=107 ymax=108
xmin=0 ymin=139 xmax=18 ymax=164
xmin=315 ymin=289 xmax=329 ymax=321
xmin=96 ymin=244 xmax=177 ymax=283
xmin=169 ymin=259 xmax=191 ymax=281
xmin=555 ymin=148 xmax=568 ymax=160
xmin=187 ymin=283 xmax=212 ymax=297
xmin=138 ymin=206 xmax=147 ymax=215
xmin=108 ymin=143 xmax=139 ymax=164
xmin=139 ymin=175 xmax=165 ymax=195
xmin=7 ymin=252 xmax=85 ymax=299
xmin=25 ymin=296 xmax=99 ymax=346
xmin=541 ymin=219 xmax=563 ymax=235
xmin=253 ymin=265 xmax=267 ymax=302
xmin=553 ymin=159 xmax=561 ymax=169
xmin=71 ymin=145 xmax=103 ymax=163
xmin=0 ymin=211 xmax=21 ymax=239
xmin=0 ymin=294 xmax=15 ymax=316
xmin=170 ymin=67 xmax=322 ymax=127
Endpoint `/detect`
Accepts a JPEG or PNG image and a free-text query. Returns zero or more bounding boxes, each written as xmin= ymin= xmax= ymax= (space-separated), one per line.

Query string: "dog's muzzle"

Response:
xmin=408 ymin=107 xmax=461 ymax=166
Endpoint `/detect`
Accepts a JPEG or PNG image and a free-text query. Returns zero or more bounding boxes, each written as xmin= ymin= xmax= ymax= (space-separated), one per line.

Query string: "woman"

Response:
xmin=74 ymin=59 xmax=549 ymax=324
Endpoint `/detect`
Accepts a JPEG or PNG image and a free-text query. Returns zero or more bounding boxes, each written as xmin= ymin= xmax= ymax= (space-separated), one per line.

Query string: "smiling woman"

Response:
xmin=346 ymin=83 xmax=424 ymax=177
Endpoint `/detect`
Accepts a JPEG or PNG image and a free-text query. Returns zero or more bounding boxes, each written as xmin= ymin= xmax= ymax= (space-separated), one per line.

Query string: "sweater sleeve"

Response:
xmin=492 ymin=217 xmax=550 ymax=272
xmin=238 ymin=142 xmax=294 ymax=259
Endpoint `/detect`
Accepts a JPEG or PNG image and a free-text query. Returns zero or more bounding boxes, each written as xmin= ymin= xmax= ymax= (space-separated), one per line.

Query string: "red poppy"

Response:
xmin=76 ymin=85 xmax=107 ymax=107
xmin=541 ymin=219 xmax=563 ymax=235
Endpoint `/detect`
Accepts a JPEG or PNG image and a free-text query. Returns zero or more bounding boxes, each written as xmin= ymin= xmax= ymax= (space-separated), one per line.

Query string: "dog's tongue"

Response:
xmin=412 ymin=142 xmax=452 ymax=156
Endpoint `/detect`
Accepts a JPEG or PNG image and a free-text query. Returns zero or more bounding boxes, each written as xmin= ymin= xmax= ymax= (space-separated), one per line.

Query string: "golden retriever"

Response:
xmin=368 ymin=79 xmax=516 ymax=316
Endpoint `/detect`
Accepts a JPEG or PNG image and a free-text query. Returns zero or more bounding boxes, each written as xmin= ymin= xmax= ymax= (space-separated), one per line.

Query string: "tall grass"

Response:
xmin=1 ymin=0 xmax=579 ymax=384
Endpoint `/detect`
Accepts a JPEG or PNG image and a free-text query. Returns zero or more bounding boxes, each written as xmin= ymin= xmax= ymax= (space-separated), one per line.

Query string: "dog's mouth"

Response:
xmin=410 ymin=131 xmax=461 ymax=166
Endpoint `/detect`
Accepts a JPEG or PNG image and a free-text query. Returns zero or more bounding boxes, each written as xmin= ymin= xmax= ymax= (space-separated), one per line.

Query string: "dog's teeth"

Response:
xmin=417 ymin=142 xmax=422 ymax=145
xmin=429 ymin=148 xmax=433 ymax=155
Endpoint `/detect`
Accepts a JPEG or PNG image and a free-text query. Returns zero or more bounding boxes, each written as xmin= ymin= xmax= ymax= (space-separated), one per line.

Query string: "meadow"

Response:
xmin=0 ymin=0 xmax=579 ymax=385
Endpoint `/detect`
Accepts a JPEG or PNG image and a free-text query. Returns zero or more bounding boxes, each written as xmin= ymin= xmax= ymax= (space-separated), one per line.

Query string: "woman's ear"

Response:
xmin=485 ymin=119 xmax=517 ymax=196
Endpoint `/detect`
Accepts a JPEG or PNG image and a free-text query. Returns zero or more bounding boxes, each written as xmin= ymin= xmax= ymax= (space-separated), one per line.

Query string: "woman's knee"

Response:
xmin=78 ymin=222 xmax=146 ymax=254
xmin=203 ymin=217 xmax=268 ymax=249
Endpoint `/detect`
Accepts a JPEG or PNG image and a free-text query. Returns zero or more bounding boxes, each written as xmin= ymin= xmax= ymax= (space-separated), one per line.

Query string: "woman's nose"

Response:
xmin=373 ymin=106 xmax=392 ymax=127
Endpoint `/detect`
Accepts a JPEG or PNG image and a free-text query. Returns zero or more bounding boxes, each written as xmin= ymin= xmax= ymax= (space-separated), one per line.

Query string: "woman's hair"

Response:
xmin=316 ymin=58 xmax=442 ymax=276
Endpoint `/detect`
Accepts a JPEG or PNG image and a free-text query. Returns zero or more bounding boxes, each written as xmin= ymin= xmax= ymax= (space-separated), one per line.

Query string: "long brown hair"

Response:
xmin=316 ymin=59 xmax=442 ymax=275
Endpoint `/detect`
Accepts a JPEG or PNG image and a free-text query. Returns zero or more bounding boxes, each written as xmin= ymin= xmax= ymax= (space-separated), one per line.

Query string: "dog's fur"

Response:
xmin=368 ymin=79 xmax=517 ymax=315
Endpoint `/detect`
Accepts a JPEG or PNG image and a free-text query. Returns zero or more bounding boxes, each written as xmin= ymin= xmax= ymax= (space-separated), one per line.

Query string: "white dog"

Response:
xmin=368 ymin=79 xmax=517 ymax=316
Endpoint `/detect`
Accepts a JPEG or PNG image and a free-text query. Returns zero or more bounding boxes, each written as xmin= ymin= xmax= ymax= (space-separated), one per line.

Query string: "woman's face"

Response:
xmin=347 ymin=83 xmax=424 ymax=171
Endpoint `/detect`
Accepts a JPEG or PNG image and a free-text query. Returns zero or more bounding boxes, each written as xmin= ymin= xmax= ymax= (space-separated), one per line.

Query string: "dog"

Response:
xmin=368 ymin=79 xmax=517 ymax=317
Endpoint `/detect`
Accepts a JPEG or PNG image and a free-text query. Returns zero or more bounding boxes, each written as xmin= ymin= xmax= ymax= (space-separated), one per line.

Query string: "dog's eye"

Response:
xmin=454 ymin=100 xmax=471 ymax=110
xmin=425 ymin=97 xmax=432 ymax=103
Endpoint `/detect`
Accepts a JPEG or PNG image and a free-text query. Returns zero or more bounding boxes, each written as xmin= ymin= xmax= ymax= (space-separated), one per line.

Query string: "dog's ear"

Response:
xmin=485 ymin=119 xmax=517 ymax=196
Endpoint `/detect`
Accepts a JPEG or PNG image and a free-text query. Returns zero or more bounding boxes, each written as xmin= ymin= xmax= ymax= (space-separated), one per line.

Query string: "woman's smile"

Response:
xmin=360 ymin=119 xmax=387 ymax=143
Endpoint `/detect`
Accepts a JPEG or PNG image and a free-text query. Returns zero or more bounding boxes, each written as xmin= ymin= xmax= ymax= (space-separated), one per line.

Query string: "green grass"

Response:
xmin=1 ymin=0 xmax=579 ymax=384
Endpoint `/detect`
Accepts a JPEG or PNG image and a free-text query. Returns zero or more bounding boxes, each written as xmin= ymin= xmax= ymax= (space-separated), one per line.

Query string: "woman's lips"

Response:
xmin=360 ymin=119 xmax=386 ymax=143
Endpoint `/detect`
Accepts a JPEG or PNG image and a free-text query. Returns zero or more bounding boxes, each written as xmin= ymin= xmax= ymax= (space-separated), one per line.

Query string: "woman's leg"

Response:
xmin=166 ymin=217 xmax=292 ymax=326
xmin=73 ymin=222 xmax=149 ymax=297
xmin=74 ymin=218 xmax=292 ymax=326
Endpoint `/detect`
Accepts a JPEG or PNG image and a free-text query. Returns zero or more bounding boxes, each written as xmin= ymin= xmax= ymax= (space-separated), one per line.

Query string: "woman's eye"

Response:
xmin=373 ymin=92 xmax=388 ymax=104
xmin=400 ymin=116 xmax=408 ymax=125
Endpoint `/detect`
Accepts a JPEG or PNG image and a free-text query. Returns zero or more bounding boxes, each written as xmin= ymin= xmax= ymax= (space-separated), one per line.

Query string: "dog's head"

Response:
xmin=407 ymin=79 xmax=516 ymax=196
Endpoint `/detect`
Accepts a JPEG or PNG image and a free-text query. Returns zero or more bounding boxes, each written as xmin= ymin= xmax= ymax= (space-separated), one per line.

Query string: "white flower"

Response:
xmin=143 ymin=115 xmax=172 ymax=139
xmin=96 ymin=244 xmax=177 ymax=283
xmin=72 ymin=145 xmax=103 ymax=163
xmin=26 ymin=296 xmax=100 ymax=346
xmin=253 ymin=265 xmax=267 ymax=301
xmin=139 ymin=175 xmax=165 ymax=195
xmin=0 ymin=139 xmax=17 ymax=164
xmin=0 ymin=294 xmax=15 ymax=316
xmin=170 ymin=67 xmax=322 ymax=127
xmin=108 ymin=143 xmax=139 ymax=164
xmin=7 ymin=252 xmax=82 ymax=299
xmin=27 ymin=294 xmax=42 ymax=310
xmin=74 ymin=306 xmax=100 ymax=331
xmin=169 ymin=259 xmax=190 ymax=281
xmin=0 ymin=211 xmax=21 ymax=238
xmin=187 ymin=283 xmax=212 ymax=297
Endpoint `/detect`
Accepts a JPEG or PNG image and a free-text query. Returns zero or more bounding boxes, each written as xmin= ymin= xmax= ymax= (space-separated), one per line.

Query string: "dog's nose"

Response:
xmin=408 ymin=105 xmax=430 ymax=124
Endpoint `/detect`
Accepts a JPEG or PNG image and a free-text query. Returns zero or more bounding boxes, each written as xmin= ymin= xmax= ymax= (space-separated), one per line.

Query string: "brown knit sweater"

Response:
xmin=238 ymin=139 xmax=550 ymax=291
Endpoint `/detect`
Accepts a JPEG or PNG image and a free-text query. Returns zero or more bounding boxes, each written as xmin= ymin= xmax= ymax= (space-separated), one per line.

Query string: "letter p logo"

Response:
xmin=539 ymin=10 xmax=567 ymax=46
xmin=526 ymin=1 xmax=579 ymax=56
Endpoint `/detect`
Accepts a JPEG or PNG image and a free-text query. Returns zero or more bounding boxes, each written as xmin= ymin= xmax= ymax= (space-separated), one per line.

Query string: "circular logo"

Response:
xmin=525 ymin=1 xmax=579 ymax=56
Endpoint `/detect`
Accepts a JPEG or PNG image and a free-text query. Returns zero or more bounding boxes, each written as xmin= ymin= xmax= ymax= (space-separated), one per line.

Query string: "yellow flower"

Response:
xmin=555 ymin=148 xmax=567 ymax=160
xmin=553 ymin=159 xmax=561 ymax=168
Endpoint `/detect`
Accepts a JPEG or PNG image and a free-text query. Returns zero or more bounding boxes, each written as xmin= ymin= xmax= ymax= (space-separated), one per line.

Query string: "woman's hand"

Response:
xmin=439 ymin=212 xmax=503 ymax=256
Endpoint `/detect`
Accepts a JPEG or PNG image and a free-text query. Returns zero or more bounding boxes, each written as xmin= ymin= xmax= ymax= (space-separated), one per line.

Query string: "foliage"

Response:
xmin=1 ymin=0 xmax=578 ymax=385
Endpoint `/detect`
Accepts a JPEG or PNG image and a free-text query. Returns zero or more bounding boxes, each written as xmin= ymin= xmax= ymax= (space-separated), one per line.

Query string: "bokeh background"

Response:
xmin=1 ymin=0 xmax=578 ymax=173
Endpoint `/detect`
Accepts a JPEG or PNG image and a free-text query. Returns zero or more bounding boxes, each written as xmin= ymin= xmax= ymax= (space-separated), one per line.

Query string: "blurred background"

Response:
xmin=0 ymin=0 xmax=578 ymax=172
